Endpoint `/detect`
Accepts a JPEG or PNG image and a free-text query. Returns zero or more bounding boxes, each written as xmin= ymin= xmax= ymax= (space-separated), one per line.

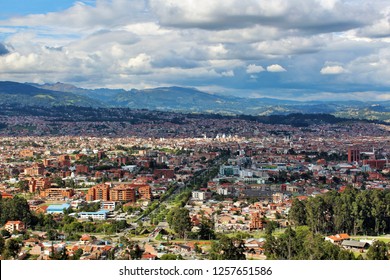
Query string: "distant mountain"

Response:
xmin=2 ymin=81 xmax=390 ymax=122
xmin=0 ymin=81 xmax=104 ymax=107
xmin=32 ymin=83 xmax=315 ymax=115
xmin=33 ymin=82 xmax=126 ymax=103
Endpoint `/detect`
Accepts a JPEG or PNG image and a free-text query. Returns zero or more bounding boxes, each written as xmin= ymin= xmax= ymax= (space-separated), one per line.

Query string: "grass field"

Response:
xmin=350 ymin=235 xmax=390 ymax=243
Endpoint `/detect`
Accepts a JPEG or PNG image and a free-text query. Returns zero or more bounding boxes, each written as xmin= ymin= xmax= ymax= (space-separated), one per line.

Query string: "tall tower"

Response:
xmin=250 ymin=212 xmax=263 ymax=231
xmin=348 ymin=146 xmax=360 ymax=163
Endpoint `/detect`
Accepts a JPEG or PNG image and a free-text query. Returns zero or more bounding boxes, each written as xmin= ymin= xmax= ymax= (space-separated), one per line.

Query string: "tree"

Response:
xmin=366 ymin=241 xmax=389 ymax=260
xmin=265 ymin=226 xmax=355 ymax=260
xmin=289 ymin=198 xmax=307 ymax=226
xmin=72 ymin=248 xmax=83 ymax=260
xmin=3 ymin=239 xmax=21 ymax=259
xmin=53 ymin=177 xmax=65 ymax=188
xmin=370 ymin=190 xmax=387 ymax=235
xmin=0 ymin=235 xmax=5 ymax=255
xmin=129 ymin=244 xmax=143 ymax=260
xmin=209 ymin=235 xmax=246 ymax=260
xmin=51 ymin=246 xmax=68 ymax=260
xmin=0 ymin=196 xmax=32 ymax=226
xmin=305 ymin=196 xmax=328 ymax=234
xmin=160 ymin=254 xmax=183 ymax=260
xmin=16 ymin=180 xmax=28 ymax=192
xmin=1 ymin=229 xmax=11 ymax=238
xmin=43 ymin=214 xmax=57 ymax=231
xmin=194 ymin=243 xmax=202 ymax=254
xmin=167 ymin=207 xmax=192 ymax=239
xmin=197 ymin=216 xmax=216 ymax=240
xmin=47 ymin=229 xmax=58 ymax=241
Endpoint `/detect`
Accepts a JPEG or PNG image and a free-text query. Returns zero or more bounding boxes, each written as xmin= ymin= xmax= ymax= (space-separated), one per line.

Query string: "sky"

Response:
xmin=1 ymin=0 xmax=390 ymax=101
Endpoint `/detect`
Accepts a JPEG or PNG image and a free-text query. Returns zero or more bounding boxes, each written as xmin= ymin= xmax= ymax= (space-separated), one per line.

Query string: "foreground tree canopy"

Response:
xmin=0 ymin=196 xmax=32 ymax=226
xmin=288 ymin=188 xmax=390 ymax=236
xmin=265 ymin=226 xmax=356 ymax=260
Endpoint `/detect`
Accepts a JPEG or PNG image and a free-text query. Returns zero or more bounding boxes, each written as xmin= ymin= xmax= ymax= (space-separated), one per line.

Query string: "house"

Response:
xmin=141 ymin=252 xmax=157 ymax=260
xmin=325 ymin=233 xmax=350 ymax=244
xmin=191 ymin=191 xmax=212 ymax=201
xmin=4 ymin=221 xmax=25 ymax=233
xmin=1 ymin=192 xmax=13 ymax=199
xmin=144 ymin=244 xmax=159 ymax=256
xmin=24 ymin=238 xmax=40 ymax=247
xmin=29 ymin=245 xmax=44 ymax=256
xmin=78 ymin=210 xmax=109 ymax=220
xmin=341 ymin=240 xmax=370 ymax=250
xmin=244 ymin=238 xmax=265 ymax=255
xmin=172 ymin=243 xmax=192 ymax=254
xmin=31 ymin=205 xmax=48 ymax=214
xmin=79 ymin=234 xmax=93 ymax=244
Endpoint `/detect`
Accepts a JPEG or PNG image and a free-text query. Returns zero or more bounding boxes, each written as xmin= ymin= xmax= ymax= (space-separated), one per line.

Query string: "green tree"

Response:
xmin=1 ymin=229 xmax=11 ymax=238
xmin=289 ymin=198 xmax=307 ymax=226
xmin=194 ymin=243 xmax=202 ymax=254
xmin=160 ymin=254 xmax=183 ymax=260
xmin=352 ymin=191 xmax=372 ymax=235
xmin=370 ymin=190 xmax=387 ymax=235
xmin=265 ymin=226 xmax=355 ymax=260
xmin=305 ymin=196 xmax=328 ymax=234
xmin=47 ymin=229 xmax=58 ymax=241
xmin=197 ymin=216 xmax=216 ymax=240
xmin=167 ymin=207 xmax=192 ymax=238
xmin=0 ymin=235 xmax=5 ymax=255
xmin=3 ymin=239 xmax=21 ymax=259
xmin=334 ymin=190 xmax=354 ymax=234
xmin=129 ymin=244 xmax=143 ymax=260
xmin=0 ymin=196 xmax=32 ymax=226
xmin=366 ymin=241 xmax=389 ymax=260
xmin=53 ymin=177 xmax=65 ymax=188
xmin=209 ymin=235 xmax=246 ymax=260
xmin=16 ymin=180 xmax=28 ymax=192
xmin=51 ymin=246 xmax=68 ymax=260
xmin=72 ymin=248 xmax=83 ymax=260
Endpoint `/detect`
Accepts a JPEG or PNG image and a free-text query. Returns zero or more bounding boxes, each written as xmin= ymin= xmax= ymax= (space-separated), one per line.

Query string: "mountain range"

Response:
xmin=0 ymin=81 xmax=389 ymax=122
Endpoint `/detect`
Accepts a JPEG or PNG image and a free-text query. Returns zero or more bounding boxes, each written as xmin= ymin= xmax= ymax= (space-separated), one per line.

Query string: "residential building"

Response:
xmin=4 ymin=221 xmax=25 ymax=233
xmin=110 ymin=185 xmax=136 ymax=202
xmin=87 ymin=183 xmax=110 ymax=201
xmin=40 ymin=188 xmax=74 ymax=199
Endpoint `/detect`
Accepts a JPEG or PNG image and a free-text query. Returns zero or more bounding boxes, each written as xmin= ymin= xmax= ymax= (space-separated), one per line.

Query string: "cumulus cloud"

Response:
xmin=2 ymin=0 xmax=151 ymax=30
xmin=356 ymin=15 xmax=390 ymax=38
xmin=221 ymin=70 xmax=234 ymax=77
xmin=0 ymin=0 xmax=390 ymax=100
xmin=267 ymin=64 xmax=286 ymax=72
xmin=123 ymin=53 xmax=152 ymax=73
xmin=0 ymin=52 xmax=39 ymax=71
xmin=246 ymin=64 xmax=265 ymax=73
xmin=320 ymin=65 xmax=346 ymax=75
xmin=150 ymin=0 xmax=371 ymax=33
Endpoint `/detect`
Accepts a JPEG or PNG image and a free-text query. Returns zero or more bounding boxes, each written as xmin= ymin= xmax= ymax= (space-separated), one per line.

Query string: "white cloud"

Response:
xmin=246 ymin=64 xmax=265 ymax=73
xmin=124 ymin=53 xmax=152 ymax=73
xmin=267 ymin=64 xmax=286 ymax=72
xmin=0 ymin=52 xmax=39 ymax=71
xmin=320 ymin=65 xmax=346 ymax=75
xmin=1 ymin=0 xmax=150 ymax=30
xmin=221 ymin=70 xmax=234 ymax=77
xmin=150 ymin=0 xmax=372 ymax=33
xmin=0 ymin=0 xmax=390 ymax=100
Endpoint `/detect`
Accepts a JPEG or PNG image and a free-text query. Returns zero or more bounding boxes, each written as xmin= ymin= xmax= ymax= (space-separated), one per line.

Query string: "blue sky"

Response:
xmin=0 ymin=0 xmax=390 ymax=101
xmin=0 ymin=1 xmax=82 ymax=19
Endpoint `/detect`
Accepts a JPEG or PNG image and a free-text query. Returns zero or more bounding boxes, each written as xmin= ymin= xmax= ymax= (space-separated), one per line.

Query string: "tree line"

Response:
xmin=264 ymin=224 xmax=388 ymax=260
xmin=289 ymin=187 xmax=390 ymax=236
